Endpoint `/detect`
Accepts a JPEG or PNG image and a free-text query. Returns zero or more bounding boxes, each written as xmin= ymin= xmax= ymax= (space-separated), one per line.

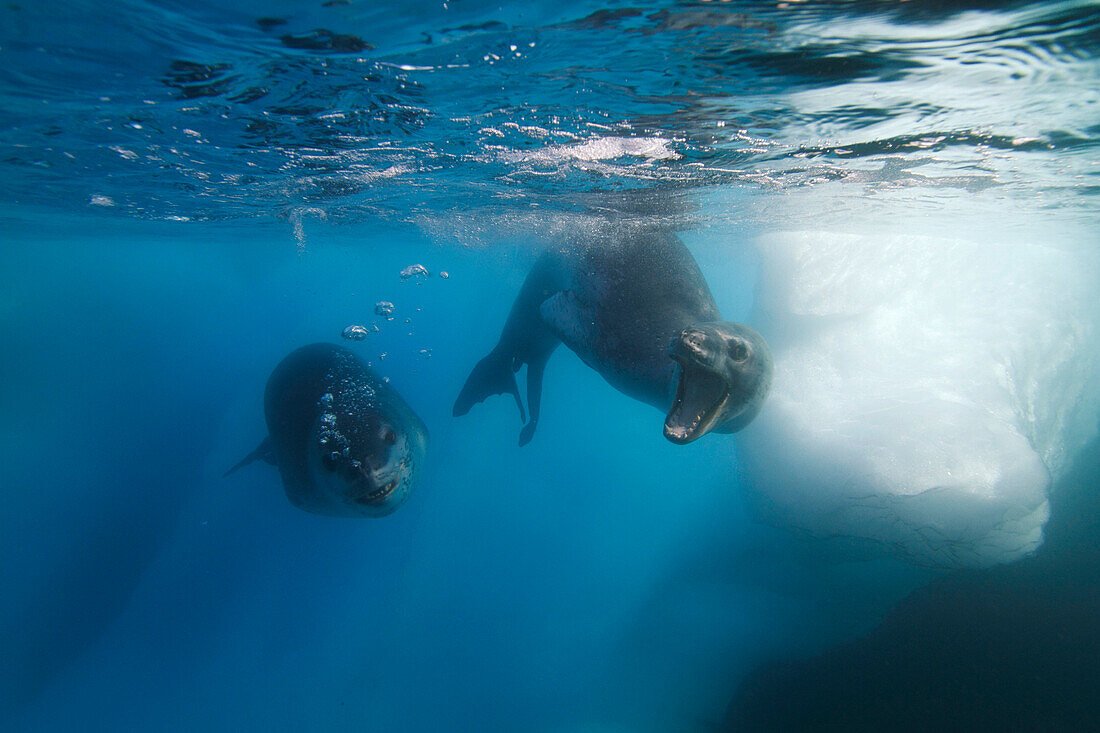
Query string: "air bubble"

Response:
xmin=342 ymin=324 xmax=370 ymax=340
xmin=399 ymin=264 xmax=430 ymax=281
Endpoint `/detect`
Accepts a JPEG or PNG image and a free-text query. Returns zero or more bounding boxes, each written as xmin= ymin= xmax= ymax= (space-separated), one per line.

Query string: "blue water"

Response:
xmin=2 ymin=2 xmax=1099 ymax=731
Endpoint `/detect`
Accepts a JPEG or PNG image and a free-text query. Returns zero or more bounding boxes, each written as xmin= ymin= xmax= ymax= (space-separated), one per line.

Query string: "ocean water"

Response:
xmin=2 ymin=1 xmax=1098 ymax=731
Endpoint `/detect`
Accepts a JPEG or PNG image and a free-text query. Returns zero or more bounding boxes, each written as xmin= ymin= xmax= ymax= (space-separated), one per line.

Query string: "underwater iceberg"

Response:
xmin=740 ymin=229 xmax=1099 ymax=567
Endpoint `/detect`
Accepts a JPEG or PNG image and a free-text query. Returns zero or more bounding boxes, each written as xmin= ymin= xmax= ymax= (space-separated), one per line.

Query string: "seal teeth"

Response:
xmin=353 ymin=478 xmax=399 ymax=505
xmin=664 ymin=364 xmax=729 ymax=444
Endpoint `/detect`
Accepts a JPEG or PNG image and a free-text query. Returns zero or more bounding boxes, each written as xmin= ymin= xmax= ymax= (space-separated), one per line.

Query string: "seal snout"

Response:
xmin=671 ymin=327 xmax=713 ymax=365
xmin=319 ymin=446 xmax=394 ymax=501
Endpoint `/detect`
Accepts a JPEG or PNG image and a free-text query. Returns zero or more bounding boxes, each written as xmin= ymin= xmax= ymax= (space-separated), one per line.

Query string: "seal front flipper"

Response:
xmin=222 ymin=436 xmax=276 ymax=478
xmin=453 ymin=348 xmax=526 ymax=423
xmin=539 ymin=290 xmax=598 ymax=364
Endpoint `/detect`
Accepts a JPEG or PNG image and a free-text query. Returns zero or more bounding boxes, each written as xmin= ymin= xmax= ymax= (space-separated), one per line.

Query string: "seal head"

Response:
xmin=225 ymin=343 xmax=428 ymax=518
xmin=664 ymin=322 xmax=773 ymax=444
xmin=309 ymin=385 xmax=422 ymax=517
xmin=276 ymin=344 xmax=427 ymax=518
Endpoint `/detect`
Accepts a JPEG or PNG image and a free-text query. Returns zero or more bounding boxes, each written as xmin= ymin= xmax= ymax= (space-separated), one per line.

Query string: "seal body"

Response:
xmin=227 ymin=343 xmax=428 ymax=517
xmin=454 ymin=230 xmax=773 ymax=445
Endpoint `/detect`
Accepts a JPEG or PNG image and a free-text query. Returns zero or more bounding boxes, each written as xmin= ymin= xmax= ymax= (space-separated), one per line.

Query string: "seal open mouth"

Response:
xmin=322 ymin=452 xmax=401 ymax=507
xmin=350 ymin=475 xmax=399 ymax=506
xmin=664 ymin=359 xmax=730 ymax=444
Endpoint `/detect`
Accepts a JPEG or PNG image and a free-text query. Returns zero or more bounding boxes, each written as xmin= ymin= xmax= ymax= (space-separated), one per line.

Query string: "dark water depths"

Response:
xmin=2 ymin=1 xmax=1098 ymax=731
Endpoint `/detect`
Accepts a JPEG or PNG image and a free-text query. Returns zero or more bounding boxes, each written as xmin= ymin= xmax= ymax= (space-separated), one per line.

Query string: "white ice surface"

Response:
xmin=739 ymin=230 xmax=1099 ymax=567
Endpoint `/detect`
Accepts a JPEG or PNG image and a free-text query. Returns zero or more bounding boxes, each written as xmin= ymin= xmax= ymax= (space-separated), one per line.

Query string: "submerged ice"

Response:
xmin=740 ymin=229 xmax=1099 ymax=567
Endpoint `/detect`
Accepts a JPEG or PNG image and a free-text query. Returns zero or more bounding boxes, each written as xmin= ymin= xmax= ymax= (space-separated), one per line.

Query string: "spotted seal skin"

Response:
xmin=225 ymin=343 xmax=428 ymax=517
xmin=454 ymin=229 xmax=773 ymax=445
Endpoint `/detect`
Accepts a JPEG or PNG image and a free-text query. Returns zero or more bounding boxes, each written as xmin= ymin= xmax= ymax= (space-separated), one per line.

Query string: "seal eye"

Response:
xmin=381 ymin=427 xmax=397 ymax=446
xmin=729 ymin=341 xmax=749 ymax=362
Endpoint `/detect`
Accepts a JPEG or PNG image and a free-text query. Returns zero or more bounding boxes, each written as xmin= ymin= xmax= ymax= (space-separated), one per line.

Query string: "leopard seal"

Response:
xmin=453 ymin=229 xmax=772 ymax=445
xmin=225 ymin=343 xmax=428 ymax=517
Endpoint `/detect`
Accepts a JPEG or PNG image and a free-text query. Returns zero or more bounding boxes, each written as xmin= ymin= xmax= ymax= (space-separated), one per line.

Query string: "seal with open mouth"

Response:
xmin=225 ymin=343 xmax=428 ymax=517
xmin=453 ymin=228 xmax=772 ymax=445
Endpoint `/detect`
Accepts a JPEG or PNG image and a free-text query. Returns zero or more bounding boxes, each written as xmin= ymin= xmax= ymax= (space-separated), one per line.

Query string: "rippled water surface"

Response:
xmin=2 ymin=2 xmax=1098 ymax=732
xmin=3 ymin=0 xmax=1097 ymax=228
